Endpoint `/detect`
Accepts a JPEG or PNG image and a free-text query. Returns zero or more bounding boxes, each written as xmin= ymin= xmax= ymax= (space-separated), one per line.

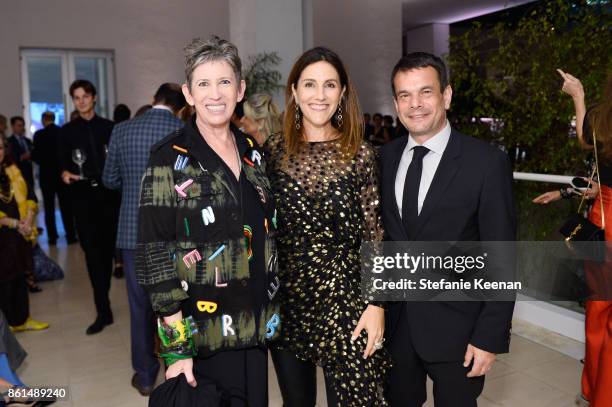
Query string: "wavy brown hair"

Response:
xmin=590 ymin=74 xmax=612 ymax=162
xmin=283 ymin=47 xmax=363 ymax=159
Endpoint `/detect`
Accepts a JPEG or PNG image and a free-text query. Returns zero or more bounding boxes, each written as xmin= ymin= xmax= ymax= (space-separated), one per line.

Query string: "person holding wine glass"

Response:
xmin=59 ymin=79 xmax=118 ymax=335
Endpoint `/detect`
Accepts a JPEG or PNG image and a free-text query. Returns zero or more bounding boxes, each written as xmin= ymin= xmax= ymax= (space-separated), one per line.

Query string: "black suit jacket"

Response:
xmin=380 ymin=127 xmax=516 ymax=362
xmin=32 ymin=124 xmax=62 ymax=186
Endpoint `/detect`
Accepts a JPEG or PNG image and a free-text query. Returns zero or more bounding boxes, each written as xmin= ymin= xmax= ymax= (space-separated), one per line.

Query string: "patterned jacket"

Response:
xmin=136 ymin=119 xmax=280 ymax=357
xmin=102 ymin=108 xmax=184 ymax=249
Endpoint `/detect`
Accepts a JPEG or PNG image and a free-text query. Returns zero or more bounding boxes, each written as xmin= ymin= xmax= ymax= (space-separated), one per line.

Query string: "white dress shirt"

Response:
xmin=395 ymin=120 xmax=451 ymax=217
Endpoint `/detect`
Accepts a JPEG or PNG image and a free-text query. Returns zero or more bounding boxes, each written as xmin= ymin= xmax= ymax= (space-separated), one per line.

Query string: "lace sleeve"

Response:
xmin=358 ymin=143 xmax=384 ymax=242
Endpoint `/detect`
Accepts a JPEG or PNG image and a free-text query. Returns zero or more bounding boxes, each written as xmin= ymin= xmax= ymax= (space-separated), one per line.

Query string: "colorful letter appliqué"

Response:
xmin=265 ymin=314 xmax=280 ymax=339
xmin=175 ymin=179 xmax=194 ymax=198
xmin=183 ymin=249 xmax=201 ymax=268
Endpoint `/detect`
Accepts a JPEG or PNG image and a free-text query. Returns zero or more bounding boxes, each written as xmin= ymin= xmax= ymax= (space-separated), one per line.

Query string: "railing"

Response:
xmin=511 ymin=171 xmax=585 ymax=342
xmin=513 ymin=172 xmax=573 ymax=184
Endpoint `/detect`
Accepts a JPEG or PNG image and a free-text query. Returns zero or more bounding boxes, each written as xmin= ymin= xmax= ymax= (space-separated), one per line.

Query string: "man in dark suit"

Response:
xmin=380 ymin=52 xmax=516 ymax=407
xmin=60 ymin=80 xmax=116 ymax=335
xmin=7 ymin=116 xmax=34 ymax=188
xmin=103 ymin=83 xmax=185 ymax=396
xmin=32 ymin=111 xmax=77 ymax=245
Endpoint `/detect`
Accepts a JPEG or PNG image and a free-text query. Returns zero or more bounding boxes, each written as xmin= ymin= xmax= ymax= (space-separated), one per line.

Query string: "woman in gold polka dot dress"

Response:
xmin=264 ymin=47 xmax=390 ymax=406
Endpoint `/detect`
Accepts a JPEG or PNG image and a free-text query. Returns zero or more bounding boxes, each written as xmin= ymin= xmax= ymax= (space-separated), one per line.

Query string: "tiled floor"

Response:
xmin=14 ymin=235 xmax=584 ymax=406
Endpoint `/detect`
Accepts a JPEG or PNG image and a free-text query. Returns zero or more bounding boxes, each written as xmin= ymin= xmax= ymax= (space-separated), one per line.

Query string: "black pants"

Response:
xmin=0 ymin=275 xmax=29 ymax=327
xmin=270 ymin=347 xmax=340 ymax=407
xmin=193 ymin=348 xmax=268 ymax=407
xmin=385 ymin=314 xmax=485 ymax=407
xmin=40 ymin=179 xmax=76 ymax=241
xmin=71 ymin=183 xmax=118 ymax=318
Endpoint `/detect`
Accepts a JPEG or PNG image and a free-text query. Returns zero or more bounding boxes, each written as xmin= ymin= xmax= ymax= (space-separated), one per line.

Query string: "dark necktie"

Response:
xmin=402 ymin=145 xmax=429 ymax=231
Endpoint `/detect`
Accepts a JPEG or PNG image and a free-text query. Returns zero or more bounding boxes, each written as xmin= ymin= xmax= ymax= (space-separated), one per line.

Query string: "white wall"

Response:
xmin=0 ymin=0 xmax=229 ymax=123
xmin=311 ymin=0 xmax=403 ymax=115
xmin=229 ymin=0 xmax=304 ymax=106
xmin=405 ymin=23 xmax=450 ymax=57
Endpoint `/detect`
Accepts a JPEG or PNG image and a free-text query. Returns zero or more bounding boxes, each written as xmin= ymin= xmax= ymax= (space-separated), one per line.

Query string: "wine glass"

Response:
xmin=72 ymin=148 xmax=87 ymax=179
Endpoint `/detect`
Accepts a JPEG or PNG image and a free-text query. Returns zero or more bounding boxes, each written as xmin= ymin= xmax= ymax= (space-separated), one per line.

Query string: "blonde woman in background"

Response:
xmin=240 ymin=93 xmax=282 ymax=145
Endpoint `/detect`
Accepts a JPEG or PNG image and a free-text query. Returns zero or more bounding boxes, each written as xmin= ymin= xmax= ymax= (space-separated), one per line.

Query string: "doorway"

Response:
xmin=20 ymin=49 xmax=115 ymax=135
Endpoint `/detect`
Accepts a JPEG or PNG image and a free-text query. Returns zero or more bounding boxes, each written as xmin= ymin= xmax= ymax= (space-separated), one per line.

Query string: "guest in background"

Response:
xmin=369 ymin=112 xmax=388 ymax=146
xmin=113 ymin=103 xmax=131 ymax=124
xmin=534 ymin=70 xmax=612 ymax=407
xmin=0 ymin=137 xmax=49 ymax=333
xmin=60 ymin=79 xmax=117 ymax=335
xmin=240 ymin=93 xmax=282 ymax=146
xmin=7 ymin=117 xmax=34 ymax=188
xmin=395 ymin=116 xmax=408 ymax=139
xmin=383 ymin=114 xmax=395 ymax=141
xmin=103 ymin=82 xmax=185 ymax=396
xmin=364 ymin=112 xmax=374 ymax=140
xmin=32 ymin=111 xmax=77 ymax=245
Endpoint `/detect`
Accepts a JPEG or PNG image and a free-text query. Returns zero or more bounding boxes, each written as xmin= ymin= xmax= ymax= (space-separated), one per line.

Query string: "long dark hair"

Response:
xmin=283 ymin=47 xmax=363 ymax=158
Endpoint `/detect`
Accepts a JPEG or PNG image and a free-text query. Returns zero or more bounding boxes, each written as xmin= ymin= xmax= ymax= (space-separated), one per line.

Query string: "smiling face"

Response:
xmin=182 ymin=60 xmax=245 ymax=129
xmin=292 ymin=60 xmax=345 ymax=131
xmin=393 ymin=66 xmax=452 ymax=141
xmin=72 ymin=88 xmax=97 ymax=118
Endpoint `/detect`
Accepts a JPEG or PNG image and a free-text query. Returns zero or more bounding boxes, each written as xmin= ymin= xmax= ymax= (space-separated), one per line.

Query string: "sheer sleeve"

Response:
xmin=357 ymin=142 xmax=384 ymax=242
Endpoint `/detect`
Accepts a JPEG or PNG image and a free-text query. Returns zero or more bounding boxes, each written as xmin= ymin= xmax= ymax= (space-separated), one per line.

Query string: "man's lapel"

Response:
xmin=409 ymin=129 xmax=462 ymax=240
xmin=387 ymin=137 xmax=409 ymax=240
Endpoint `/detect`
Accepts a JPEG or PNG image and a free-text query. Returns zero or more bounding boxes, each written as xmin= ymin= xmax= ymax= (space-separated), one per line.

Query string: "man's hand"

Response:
xmin=61 ymin=170 xmax=81 ymax=184
xmin=165 ymin=358 xmax=197 ymax=387
xmin=20 ymin=151 xmax=31 ymax=161
xmin=464 ymin=344 xmax=496 ymax=377
xmin=351 ymin=304 xmax=385 ymax=359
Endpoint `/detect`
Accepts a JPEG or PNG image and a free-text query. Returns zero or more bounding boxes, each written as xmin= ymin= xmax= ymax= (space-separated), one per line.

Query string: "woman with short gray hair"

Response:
xmin=137 ymin=36 xmax=280 ymax=406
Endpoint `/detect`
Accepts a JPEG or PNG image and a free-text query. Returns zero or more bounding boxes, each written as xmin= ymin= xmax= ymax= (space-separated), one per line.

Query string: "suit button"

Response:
xmin=231 ymin=213 xmax=238 ymax=221
xmin=241 ymin=280 xmax=247 ymax=287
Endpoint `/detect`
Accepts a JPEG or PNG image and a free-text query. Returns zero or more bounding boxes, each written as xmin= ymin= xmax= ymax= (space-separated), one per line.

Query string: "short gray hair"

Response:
xmin=184 ymin=36 xmax=242 ymax=87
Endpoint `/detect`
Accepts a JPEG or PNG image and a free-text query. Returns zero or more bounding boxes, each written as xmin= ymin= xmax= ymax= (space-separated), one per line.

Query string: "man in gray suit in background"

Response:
xmin=103 ymin=83 xmax=185 ymax=396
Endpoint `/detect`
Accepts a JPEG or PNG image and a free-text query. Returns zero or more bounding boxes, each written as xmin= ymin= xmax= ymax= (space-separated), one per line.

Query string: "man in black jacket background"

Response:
xmin=32 ymin=111 xmax=76 ymax=245
xmin=60 ymin=79 xmax=117 ymax=335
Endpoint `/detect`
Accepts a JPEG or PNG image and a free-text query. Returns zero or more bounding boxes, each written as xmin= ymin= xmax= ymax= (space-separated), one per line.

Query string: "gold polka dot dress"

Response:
xmin=264 ymin=133 xmax=390 ymax=406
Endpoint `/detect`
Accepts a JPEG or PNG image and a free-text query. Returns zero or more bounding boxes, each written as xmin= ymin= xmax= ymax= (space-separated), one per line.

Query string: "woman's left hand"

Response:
xmin=351 ymin=304 xmax=385 ymax=359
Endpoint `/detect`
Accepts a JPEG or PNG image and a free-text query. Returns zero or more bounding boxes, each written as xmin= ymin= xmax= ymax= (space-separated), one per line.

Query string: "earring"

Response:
xmin=336 ymin=104 xmax=343 ymax=128
xmin=295 ymin=105 xmax=301 ymax=130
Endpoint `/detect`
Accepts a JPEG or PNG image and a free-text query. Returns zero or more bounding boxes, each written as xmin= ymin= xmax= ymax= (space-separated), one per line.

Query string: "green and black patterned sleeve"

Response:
xmin=136 ymin=149 xmax=189 ymax=316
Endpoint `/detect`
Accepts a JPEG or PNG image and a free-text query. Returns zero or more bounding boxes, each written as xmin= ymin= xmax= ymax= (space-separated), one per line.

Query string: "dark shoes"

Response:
xmin=85 ymin=314 xmax=114 ymax=335
xmin=131 ymin=373 xmax=154 ymax=396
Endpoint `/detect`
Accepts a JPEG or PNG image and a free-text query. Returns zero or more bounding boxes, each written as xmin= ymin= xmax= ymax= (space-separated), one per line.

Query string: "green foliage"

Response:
xmin=242 ymin=52 xmax=283 ymax=99
xmin=447 ymin=0 xmax=611 ymax=175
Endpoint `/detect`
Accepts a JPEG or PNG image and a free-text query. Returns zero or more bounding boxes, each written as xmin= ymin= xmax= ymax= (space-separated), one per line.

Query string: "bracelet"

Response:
xmin=157 ymin=316 xmax=198 ymax=365
xmin=559 ymin=188 xmax=572 ymax=199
